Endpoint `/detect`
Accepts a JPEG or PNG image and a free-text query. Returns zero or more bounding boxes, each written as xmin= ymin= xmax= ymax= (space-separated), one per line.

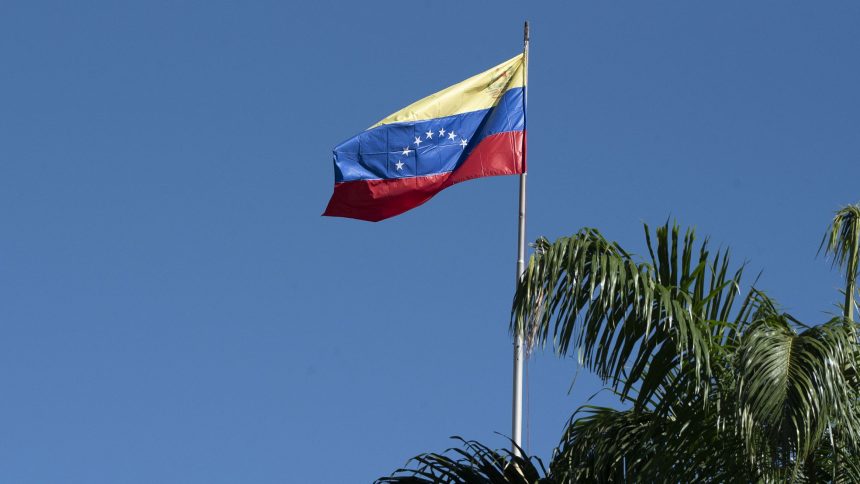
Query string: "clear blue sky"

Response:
xmin=2 ymin=1 xmax=859 ymax=482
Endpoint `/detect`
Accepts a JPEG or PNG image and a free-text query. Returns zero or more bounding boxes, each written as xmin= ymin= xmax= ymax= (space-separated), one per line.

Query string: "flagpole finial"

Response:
xmin=524 ymin=21 xmax=529 ymax=42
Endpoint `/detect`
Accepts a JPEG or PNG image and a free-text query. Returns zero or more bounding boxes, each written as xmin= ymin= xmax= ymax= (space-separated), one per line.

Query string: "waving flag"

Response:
xmin=323 ymin=54 xmax=526 ymax=222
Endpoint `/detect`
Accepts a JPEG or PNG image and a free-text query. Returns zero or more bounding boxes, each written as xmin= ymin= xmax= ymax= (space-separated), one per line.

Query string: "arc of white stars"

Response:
xmin=401 ymin=147 xmax=412 ymax=156
xmin=414 ymin=136 xmax=422 ymax=147
xmin=448 ymin=131 xmax=457 ymax=141
xmin=459 ymin=138 xmax=468 ymax=148
xmin=395 ymin=160 xmax=405 ymax=171
xmin=425 ymin=130 xmax=434 ymax=139
xmin=438 ymin=128 xmax=446 ymax=137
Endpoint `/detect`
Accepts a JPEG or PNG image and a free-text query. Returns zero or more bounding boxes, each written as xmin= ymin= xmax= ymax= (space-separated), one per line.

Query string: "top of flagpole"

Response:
xmin=521 ymin=21 xmax=529 ymax=176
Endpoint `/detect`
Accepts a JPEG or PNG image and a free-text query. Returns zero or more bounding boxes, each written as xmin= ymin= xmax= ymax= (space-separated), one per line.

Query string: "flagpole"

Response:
xmin=512 ymin=20 xmax=529 ymax=457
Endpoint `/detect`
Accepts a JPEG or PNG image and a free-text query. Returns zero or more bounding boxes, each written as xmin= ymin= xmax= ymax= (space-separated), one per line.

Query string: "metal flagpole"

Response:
xmin=512 ymin=20 xmax=529 ymax=457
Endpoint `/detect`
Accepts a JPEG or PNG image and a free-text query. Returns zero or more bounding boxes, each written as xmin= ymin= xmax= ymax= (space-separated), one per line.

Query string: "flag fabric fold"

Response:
xmin=323 ymin=54 xmax=527 ymax=222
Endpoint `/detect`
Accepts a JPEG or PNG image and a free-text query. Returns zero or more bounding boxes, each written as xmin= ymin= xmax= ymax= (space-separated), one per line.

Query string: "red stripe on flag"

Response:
xmin=323 ymin=130 xmax=525 ymax=222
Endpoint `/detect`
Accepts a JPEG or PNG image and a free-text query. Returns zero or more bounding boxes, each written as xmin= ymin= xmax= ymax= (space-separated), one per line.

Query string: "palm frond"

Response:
xmin=736 ymin=314 xmax=860 ymax=467
xmin=549 ymin=405 xmax=752 ymax=483
xmin=798 ymin=431 xmax=860 ymax=484
xmin=511 ymin=223 xmax=744 ymax=409
xmin=821 ymin=204 xmax=860 ymax=321
xmin=376 ymin=437 xmax=553 ymax=484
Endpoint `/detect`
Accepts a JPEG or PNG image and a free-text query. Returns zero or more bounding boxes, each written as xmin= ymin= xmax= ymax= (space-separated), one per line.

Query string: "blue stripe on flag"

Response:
xmin=333 ymin=87 xmax=524 ymax=182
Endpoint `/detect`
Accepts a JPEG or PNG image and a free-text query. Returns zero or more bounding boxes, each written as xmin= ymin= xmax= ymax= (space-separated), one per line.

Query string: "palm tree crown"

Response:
xmin=379 ymin=205 xmax=860 ymax=483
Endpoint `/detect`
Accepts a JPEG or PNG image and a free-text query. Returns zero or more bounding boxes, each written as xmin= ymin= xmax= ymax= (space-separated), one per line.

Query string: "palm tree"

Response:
xmin=377 ymin=205 xmax=860 ymax=483
xmin=823 ymin=205 xmax=860 ymax=324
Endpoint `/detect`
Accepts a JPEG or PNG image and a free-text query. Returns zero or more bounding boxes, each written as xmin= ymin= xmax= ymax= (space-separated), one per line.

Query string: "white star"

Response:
xmin=414 ymin=136 xmax=422 ymax=147
xmin=459 ymin=138 xmax=468 ymax=148
xmin=395 ymin=160 xmax=405 ymax=171
xmin=401 ymin=147 xmax=412 ymax=156
xmin=425 ymin=130 xmax=434 ymax=139
xmin=438 ymin=128 xmax=446 ymax=137
xmin=448 ymin=131 xmax=457 ymax=141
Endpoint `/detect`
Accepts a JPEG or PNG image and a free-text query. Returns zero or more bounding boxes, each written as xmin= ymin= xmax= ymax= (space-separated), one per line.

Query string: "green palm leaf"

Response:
xmin=821 ymin=204 xmax=860 ymax=322
xmin=736 ymin=305 xmax=860 ymax=470
xmin=376 ymin=437 xmax=552 ymax=484
xmin=511 ymin=223 xmax=743 ymax=409
xmin=549 ymin=405 xmax=752 ymax=483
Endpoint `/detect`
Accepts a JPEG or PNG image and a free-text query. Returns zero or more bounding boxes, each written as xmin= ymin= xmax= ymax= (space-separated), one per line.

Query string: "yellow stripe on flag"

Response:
xmin=369 ymin=54 xmax=525 ymax=129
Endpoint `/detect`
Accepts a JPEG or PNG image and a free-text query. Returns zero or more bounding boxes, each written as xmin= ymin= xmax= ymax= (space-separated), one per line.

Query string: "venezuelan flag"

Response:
xmin=323 ymin=54 xmax=526 ymax=222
